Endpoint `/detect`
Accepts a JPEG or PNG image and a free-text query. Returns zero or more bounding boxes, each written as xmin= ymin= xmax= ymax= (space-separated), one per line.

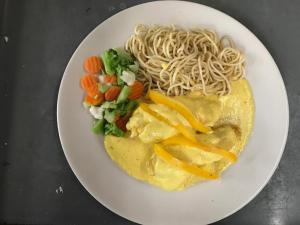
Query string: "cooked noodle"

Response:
xmin=125 ymin=25 xmax=245 ymax=96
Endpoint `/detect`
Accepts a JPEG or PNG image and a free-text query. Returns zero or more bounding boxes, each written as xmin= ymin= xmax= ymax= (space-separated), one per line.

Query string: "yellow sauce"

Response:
xmin=104 ymin=79 xmax=255 ymax=191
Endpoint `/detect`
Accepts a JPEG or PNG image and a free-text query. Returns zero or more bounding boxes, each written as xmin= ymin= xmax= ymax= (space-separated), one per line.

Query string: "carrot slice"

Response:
xmin=80 ymin=74 xmax=100 ymax=98
xmin=105 ymin=86 xmax=122 ymax=101
xmin=84 ymin=94 xmax=104 ymax=106
xmin=84 ymin=56 xmax=102 ymax=74
xmin=128 ymin=81 xmax=144 ymax=100
xmin=116 ymin=116 xmax=129 ymax=131
xmin=103 ymin=75 xmax=117 ymax=84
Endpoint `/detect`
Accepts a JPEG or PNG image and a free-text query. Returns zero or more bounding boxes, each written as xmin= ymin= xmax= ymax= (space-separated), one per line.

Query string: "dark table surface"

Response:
xmin=0 ymin=0 xmax=299 ymax=224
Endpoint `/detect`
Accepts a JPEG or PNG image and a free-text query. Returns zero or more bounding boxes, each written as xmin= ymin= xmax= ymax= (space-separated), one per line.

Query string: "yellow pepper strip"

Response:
xmin=154 ymin=144 xmax=219 ymax=179
xmin=162 ymin=135 xmax=237 ymax=162
xmin=148 ymin=90 xmax=211 ymax=134
xmin=139 ymin=103 xmax=197 ymax=143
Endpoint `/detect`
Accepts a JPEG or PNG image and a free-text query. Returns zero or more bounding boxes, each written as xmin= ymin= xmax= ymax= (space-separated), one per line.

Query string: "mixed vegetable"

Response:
xmin=80 ymin=48 xmax=144 ymax=137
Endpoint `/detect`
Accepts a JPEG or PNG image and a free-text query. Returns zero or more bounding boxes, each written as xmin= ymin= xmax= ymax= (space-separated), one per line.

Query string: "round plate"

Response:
xmin=57 ymin=1 xmax=289 ymax=224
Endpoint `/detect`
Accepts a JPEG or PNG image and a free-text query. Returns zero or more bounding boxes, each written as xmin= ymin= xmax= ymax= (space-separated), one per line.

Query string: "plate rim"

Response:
xmin=57 ymin=1 xmax=289 ymax=224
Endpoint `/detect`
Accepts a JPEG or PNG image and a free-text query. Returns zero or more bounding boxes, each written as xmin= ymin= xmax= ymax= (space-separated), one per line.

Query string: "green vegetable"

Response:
xmin=102 ymin=48 xmax=135 ymax=75
xmin=82 ymin=101 xmax=91 ymax=109
xmin=113 ymin=100 xmax=138 ymax=118
xmin=116 ymin=64 xmax=123 ymax=76
xmin=92 ymin=119 xmax=105 ymax=134
xmin=117 ymin=75 xmax=125 ymax=86
xmin=114 ymin=48 xmax=134 ymax=65
xmin=104 ymin=123 xmax=124 ymax=137
xmin=126 ymin=100 xmax=138 ymax=113
xmin=101 ymin=101 xmax=117 ymax=109
xmin=115 ymin=100 xmax=138 ymax=118
xmin=99 ymin=83 xmax=110 ymax=93
xmin=114 ymin=101 xmax=128 ymax=117
xmin=128 ymin=61 xmax=139 ymax=73
xmin=104 ymin=109 xmax=116 ymax=123
xmin=116 ymin=64 xmax=128 ymax=77
xmin=102 ymin=49 xmax=119 ymax=75
xmin=117 ymin=85 xmax=130 ymax=103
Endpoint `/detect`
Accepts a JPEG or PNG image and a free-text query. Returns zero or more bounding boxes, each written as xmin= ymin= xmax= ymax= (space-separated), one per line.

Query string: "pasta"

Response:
xmin=125 ymin=25 xmax=245 ymax=96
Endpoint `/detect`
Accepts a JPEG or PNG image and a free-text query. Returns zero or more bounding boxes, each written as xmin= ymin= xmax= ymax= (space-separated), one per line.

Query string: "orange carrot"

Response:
xmin=116 ymin=116 xmax=129 ymax=131
xmin=128 ymin=81 xmax=144 ymax=100
xmin=103 ymin=75 xmax=117 ymax=84
xmin=105 ymin=86 xmax=121 ymax=101
xmin=84 ymin=56 xmax=102 ymax=74
xmin=85 ymin=94 xmax=104 ymax=106
xmin=80 ymin=74 xmax=100 ymax=98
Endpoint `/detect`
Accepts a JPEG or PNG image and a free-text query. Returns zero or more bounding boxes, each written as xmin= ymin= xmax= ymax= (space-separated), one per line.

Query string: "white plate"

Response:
xmin=57 ymin=1 xmax=289 ymax=224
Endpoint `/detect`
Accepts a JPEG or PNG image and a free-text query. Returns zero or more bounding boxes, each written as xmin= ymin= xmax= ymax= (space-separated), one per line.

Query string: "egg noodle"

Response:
xmin=125 ymin=25 xmax=245 ymax=96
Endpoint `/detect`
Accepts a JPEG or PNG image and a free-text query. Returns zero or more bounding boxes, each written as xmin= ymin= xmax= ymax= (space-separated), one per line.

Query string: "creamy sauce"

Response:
xmin=104 ymin=79 xmax=255 ymax=191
